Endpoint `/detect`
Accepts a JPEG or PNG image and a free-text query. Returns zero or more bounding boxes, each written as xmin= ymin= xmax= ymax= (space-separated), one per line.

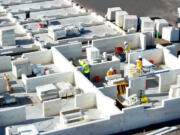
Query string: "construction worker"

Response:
xmin=124 ymin=41 xmax=130 ymax=53
xmin=124 ymin=41 xmax=131 ymax=62
xmin=106 ymin=68 xmax=116 ymax=76
xmin=136 ymin=56 xmax=143 ymax=70
xmin=79 ymin=60 xmax=91 ymax=79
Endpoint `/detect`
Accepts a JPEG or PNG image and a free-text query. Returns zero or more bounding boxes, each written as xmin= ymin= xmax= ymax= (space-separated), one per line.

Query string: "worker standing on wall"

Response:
xmin=124 ymin=41 xmax=131 ymax=62
xmin=79 ymin=60 xmax=91 ymax=80
xmin=136 ymin=56 xmax=143 ymax=71
xmin=106 ymin=68 xmax=116 ymax=76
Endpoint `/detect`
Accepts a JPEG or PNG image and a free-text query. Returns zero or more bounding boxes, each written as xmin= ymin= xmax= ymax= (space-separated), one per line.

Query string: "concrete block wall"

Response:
xmin=41 ymin=98 xmax=180 ymax=135
xmin=22 ymin=50 xmax=53 ymax=65
xmin=52 ymin=47 xmax=75 ymax=73
xmin=74 ymin=71 xmax=120 ymax=115
xmin=42 ymin=98 xmax=180 ymax=135
xmin=126 ymin=77 xmax=146 ymax=97
xmin=75 ymin=93 xmax=96 ymax=109
xmin=0 ymin=106 xmax=26 ymax=127
xmin=54 ymin=42 xmax=82 ymax=60
xmin=129 ymin=48 xmax=163 ymax=65
xmin=0 ymin=78 xmax=6 ymax=93
xmin=90 ymin=60 xmax=120 ymax=80
xmin=22 ymin=72 xmax=74 ymax=92
xmin=99 ymin=85 xmax=117 ymax=99
xmin=92 ymin=33 xmax=142 ymax=53
xmin=0 ymin=56 xmax=11 ymax=72
xmin=43 ymin=98 xmax=74 ymax=117
xmin=158 ymin=69 xmax=180 ymax=92
xmin=163 ymin=48 xmax=180 ymax=69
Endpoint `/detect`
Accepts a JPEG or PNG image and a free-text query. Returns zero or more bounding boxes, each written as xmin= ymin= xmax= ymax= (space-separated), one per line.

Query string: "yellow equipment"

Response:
xmin=115 ymin=97 xmax=125 ymax=110
xmin=141 ymin=97 xmax=149 ymax=103
xmin=116 ymin=82 xmax=128 ymax=96
xmin=129 ymin=67 xmax=142 ymax=78
xmin=3 ymin=74 xmax=13 ymax=93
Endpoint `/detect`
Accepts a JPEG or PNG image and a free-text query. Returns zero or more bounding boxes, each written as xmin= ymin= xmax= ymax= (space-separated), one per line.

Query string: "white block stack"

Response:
xmin=0 ymin=28 xmax=15 ymax=46
xmin=123 ymin=15 xmax=138 ymax=31
xmin=115 ymin=11 xmax=128 ymax=27
xmin=106 ymin=7 xmax=122 ymax=21
xmin=178 ymin=7 xmax=180 ymax=18
xmin=140 ymin=17 xmax=155 ymax=32
xmin=154 ymin=19 xmax=169 ymax=36
xmin=48 ymin=25 xmax=66 ymax=41
xmin=36 ymin=84 xmax=58 ymax=101
xmin=162 ymin=27 xmax=179 ymax=42
xmin=12 ymin=58 xmax=32 ymax=78
xmin=86 ymin=46 xmax=101 ymax=64
xmin=57 ymin=82 xmax=75 ymax=98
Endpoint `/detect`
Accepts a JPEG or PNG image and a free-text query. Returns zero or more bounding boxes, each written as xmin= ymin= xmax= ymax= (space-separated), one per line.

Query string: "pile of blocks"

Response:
xmin=86 ymin=47 xmax=101 ymax=64
xmin=0 ymin=28 xmax=15 ymax=46
xmin=36 ymin=84 xmax=58 ymax=101
xmin=56 ymin=82 xmax=76 ymax=98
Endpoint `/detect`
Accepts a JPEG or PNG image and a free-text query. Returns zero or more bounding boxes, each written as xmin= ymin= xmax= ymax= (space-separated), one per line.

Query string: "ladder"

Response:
xmin=3 ymin=74 xmax=13 ymax=93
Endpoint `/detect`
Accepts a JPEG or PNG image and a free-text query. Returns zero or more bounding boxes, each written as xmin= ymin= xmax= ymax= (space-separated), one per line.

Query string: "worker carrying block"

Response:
xmin=124 ymin=41 xmax=131 ymax=62
xmin=79 ymin=60 xmax=91 ymax=80
xmin=106 ymin=68 xmax=116 ymax=76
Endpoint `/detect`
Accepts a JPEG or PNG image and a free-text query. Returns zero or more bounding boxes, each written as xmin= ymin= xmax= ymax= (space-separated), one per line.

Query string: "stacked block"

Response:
xmin=106 ymin=7 xmax=122 ymax=21
xmin=0 ymin=28 xmax=15 ymax=46
xmin=115 ymin=11 xmax=128 ymax=27
xmin=123 ymin=15 xmax=138 ymax=31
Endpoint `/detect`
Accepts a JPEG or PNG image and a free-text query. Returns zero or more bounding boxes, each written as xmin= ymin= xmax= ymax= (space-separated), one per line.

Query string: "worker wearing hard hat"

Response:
xmin=124 ymin=41 xmax=131 ymax=62
xmin=106 ymin=68 xmax=116 ymax=76
xmin=136 ymin=56 xmax=143 ymax=70
xmin=124 ymin=41 xmax=131 ymax=53
xmin=79 ymin=60 xmax=91 ymax=79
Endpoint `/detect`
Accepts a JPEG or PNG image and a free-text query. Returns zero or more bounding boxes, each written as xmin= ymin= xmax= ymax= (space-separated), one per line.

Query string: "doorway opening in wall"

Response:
xmin=146 ymin=76 xmax=159 ymax=92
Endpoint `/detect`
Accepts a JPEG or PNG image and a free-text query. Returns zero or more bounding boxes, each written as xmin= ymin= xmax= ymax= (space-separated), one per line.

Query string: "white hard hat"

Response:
xmin=138 ymin=56 xmax=142 ymax=59
xmin=124 ymin=41 xmax=128 ymax=45
xmin=109 ymin=68 xmax=113 ymax=72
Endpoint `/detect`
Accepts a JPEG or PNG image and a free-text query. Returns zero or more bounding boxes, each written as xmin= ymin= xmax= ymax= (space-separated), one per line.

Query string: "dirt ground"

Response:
xmin=74 ymin=0 xmax=180 ymax=25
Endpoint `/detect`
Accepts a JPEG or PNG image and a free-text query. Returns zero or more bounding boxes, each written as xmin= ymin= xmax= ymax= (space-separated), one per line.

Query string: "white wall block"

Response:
xmin=22 ymin=50 xmax=52 ymax=65
xmin=162 ymin=27 xmax=179 ymax=42
xmin=0 ymin=56 xmax=11 ymax=72
xmin=123 ymin=15 xmax=137 ymax=31
xmin=115 ymin=11 xmax=128 ymax=27
xmin=75 ymin=93 xmax=96 ymax=109
xmin=106 ymin=7 xmax=122 ymax=21
xmin=12 ymin=58 xmax=32 ymax=78
xmin=0 ymin=106 xmax=26 ymax=127
xmin=155 ymin=19 xmax=169 ymax=36
xmin=0 ymin=28 xmax=15 ymax=46
xmin=0 ymin=78 xmax=6 ymax=93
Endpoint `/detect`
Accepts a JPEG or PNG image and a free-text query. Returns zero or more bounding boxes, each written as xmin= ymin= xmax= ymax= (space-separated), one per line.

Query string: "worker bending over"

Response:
xmin=136 ymin=56 xmax=143 ymax=70
xmin=79 ymin=60 xmax=91 ymax=80
xmin=124 ymin=41 xmax=131 ymax=62
xmin=107 ymin=68 xmax=116 ymax=76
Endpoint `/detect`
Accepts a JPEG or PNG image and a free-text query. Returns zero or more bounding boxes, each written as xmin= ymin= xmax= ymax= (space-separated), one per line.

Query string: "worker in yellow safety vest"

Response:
xmin=124 ymin=41 xmax=131 ymax=53
xmin=136 ymin=56 xmax=143 ymax=70
xmin=79 ymin=60 xmax=91 ymax=79
xmin=124 ymin=41 xmax=130 ymax=62
xmin=106 ymin=68 xmax=116 ymax=76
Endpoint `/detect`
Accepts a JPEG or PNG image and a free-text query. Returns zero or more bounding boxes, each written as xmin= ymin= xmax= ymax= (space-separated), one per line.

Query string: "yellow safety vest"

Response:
xmin=83 ymin=64 xmax=90 ymax=74
xmin=125 ymin=45 xmax=130 ymax=53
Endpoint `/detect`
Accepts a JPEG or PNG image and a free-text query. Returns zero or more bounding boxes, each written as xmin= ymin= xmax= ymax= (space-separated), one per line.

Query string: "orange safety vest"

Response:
xmin=137 ymin=60 xmax=143 ymax=70
xmin=107 ymin=71 xmax=116 ymax=76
